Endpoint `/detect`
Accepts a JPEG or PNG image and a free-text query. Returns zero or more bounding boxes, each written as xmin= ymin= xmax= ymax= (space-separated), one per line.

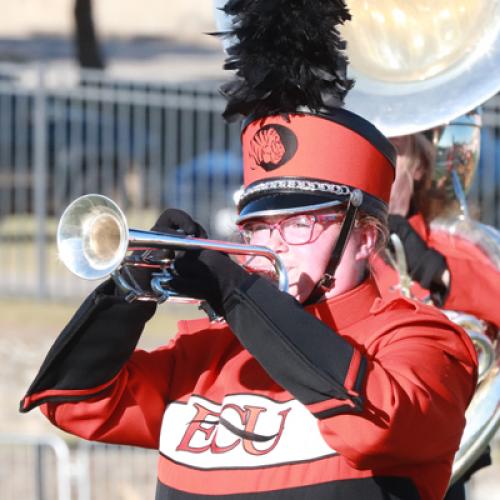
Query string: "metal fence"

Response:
xmin=0 ymin=63 xmax=242 ymax=299
xmin=0 ymin=433 xmax=71 ymax=500
xmin=0 ymin=433 xmax=157 ymax=500
xmin=0 ymin=62 xmax=499 ymax=299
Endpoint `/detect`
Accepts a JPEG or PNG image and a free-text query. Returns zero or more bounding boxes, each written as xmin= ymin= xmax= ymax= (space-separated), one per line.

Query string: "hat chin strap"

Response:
xmin=306 ymin=189 xmax=363 ymax=304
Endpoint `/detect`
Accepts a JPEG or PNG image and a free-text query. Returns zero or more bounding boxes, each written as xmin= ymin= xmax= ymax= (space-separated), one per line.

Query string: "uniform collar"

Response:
xmin=305 ymin=277 xmax=381 ymax=331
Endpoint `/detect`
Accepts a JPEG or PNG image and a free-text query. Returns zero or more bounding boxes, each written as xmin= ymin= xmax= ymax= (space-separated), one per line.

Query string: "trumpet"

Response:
xmin=57 ymin=194 xmax=288 ymax=306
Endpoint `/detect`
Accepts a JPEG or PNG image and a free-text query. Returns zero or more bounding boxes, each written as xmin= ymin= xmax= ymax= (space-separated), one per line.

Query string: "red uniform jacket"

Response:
xmin=372 ymin=213 xmax=500 ymax=329
xmin=21 ymin=277 xmax=477 ymax=500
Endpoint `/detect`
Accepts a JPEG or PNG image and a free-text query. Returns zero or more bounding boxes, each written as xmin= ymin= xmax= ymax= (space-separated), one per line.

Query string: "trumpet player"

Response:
xmin=21 ymin=1 xmax=478 ymax=499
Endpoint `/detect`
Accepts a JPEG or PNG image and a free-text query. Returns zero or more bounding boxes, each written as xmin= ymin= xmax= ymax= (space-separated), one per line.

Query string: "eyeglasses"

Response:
xmin=239 ymin=213 xmax=344 ymax=245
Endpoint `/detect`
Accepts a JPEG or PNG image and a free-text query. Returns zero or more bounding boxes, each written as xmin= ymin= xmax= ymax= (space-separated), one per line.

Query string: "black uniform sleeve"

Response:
xmin=20 ymin=279 xmax=156 ymax=412
xmin=164 ymin=248 xmax=366 ymax=417
xmin=224 ymin=275 xmax=366 ymax=418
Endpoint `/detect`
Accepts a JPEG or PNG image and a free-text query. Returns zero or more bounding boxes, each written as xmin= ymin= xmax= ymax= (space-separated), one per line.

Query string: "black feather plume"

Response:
xmin=216 ymin=0 xmax=354 ymax=121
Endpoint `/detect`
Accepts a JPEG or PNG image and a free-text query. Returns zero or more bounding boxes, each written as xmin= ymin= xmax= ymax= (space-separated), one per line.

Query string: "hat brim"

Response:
xmin=236 ymin=192 xmax=346 ymax=224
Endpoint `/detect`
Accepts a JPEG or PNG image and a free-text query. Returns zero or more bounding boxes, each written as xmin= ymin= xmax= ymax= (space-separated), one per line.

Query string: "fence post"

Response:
xmin=35 ymin=443 xmax=46 ymax=500
xmin=33 ymin=64 xmax=48 ymax=298
xmin=0 ymin=433 xmax=72 ymax=500
xmin=74 ymin=443 xmax=92 ymax=500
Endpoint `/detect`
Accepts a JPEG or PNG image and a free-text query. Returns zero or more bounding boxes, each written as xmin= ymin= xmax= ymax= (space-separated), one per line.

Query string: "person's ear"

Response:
xmin=355 ymin=225 xmax=377 ymax=260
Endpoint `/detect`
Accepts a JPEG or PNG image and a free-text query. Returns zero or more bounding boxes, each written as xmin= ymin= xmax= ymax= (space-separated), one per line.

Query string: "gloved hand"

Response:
xmin=123 ymin=209 xmax=208 ymax=295
xmin=388 ymin=214 xmax=449 ymax=304
xmin=169 ymin=249 xmax=251 ymax=317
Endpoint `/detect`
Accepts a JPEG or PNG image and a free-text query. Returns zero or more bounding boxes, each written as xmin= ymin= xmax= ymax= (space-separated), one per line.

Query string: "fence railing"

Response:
xmin=0 ymin=433 xmax=158 ymax=500
xmin=0 ymin=63 xmax=242 ymax=299
xmin=0 ymin=433 xmax=72 ymax=500
xmin=0 ymin=62 xmax=499 ymax=299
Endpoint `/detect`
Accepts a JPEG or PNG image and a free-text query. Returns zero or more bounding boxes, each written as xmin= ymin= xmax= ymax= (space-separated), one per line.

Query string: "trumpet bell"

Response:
xmin=57 ymin=194 xmax=129 ymax=280
xmin=57 ymin=194 xmax=289 ymax=303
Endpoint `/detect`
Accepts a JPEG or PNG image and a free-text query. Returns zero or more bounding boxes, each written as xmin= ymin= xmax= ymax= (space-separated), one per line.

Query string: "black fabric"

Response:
xmin=20 ymin=280 xmax=156 ymax=412
xmin=169 ymin=250 xmax=250 ymax=317
xmin=444 ymin=447 xmax=493 ymax=499
xmin=156 ymin=475 xmax=420 ymax=499
xmin=444 ymin=446 xmax=492 ymax=500
xmin=224 ymin=275 xmax=364 ymax=410
xmin=238 ymin=191 xmax=345 ymax=218
xmin=150 ymin=208 xmax=208 ymax=240
xmin=126 ymin=209 xmax=208 ymax=293
xmin=459 ymin=446 xmax=492 ymax=482
xmin=444 ymin=481 xmax=466 ymax=500
xmin=388 ymin=214 xmax=449 ymax=306
xmin=218 ymin=0 xmax=353 ymax=121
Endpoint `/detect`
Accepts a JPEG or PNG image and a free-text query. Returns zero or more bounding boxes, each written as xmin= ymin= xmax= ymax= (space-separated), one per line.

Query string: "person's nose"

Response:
xmin=267 ymin=226 xmax=288 ymax=252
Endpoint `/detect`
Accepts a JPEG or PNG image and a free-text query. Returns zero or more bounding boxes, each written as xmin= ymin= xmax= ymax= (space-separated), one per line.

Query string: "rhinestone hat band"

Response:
xmin=238 ymin=179 xmax=352 ymax=206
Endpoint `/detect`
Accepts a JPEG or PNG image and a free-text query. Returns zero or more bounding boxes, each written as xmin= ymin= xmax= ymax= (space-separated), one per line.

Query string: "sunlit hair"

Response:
xmin=390 ymin=132 xmax=465 ymax=221
xmin=357 ymin=212 xmax=389 ymax=253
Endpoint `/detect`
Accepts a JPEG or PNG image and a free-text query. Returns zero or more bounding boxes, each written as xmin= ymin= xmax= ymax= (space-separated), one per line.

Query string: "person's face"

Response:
xmin=240 ymin=211 xmax=376 ymax=303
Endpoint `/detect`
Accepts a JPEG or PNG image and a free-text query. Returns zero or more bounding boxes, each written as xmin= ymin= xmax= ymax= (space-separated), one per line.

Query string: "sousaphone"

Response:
xmin=213 ymin=0 xmax=500 ymax=137
xmin=213 ymin=0 xmax=500 ymax=485
xmin=339 ymin=1 xmax=500 ymax=485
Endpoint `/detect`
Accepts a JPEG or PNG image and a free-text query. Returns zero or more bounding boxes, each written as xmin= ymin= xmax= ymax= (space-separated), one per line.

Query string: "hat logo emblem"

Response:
xmin=249 ymin=125 xmax=297 ymax=171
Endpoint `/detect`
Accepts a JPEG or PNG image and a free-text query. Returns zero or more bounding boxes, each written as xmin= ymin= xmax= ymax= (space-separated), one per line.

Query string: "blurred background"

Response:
xmin=0 ymin=1 xmax=498 ymax=499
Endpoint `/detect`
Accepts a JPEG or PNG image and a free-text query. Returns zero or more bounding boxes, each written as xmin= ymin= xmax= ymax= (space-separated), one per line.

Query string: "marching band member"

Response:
xmin=21 ymin=1 xmax=477 ymax=498
xmin=372 ymin=130 xmax=500 ymax=328
xmin=371 ymin=129 xmax=499 ymax=499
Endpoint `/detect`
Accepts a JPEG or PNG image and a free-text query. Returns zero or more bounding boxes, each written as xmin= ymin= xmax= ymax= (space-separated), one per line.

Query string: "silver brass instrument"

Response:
xmin=57 ymin=194 xmax=288 ymax=306
xmin=339 ymin=1 xmax=500 ymax=485
xmin=390 ymin=226 xmax=499 ymax=484
xmin=213 ymin=0 xmax=500 ymax=138
xmin=430 ymin=216 xmax=500 ymax=484
xmin=427 ymin=106 xmax=499 ymax=483
xmin=213 ymin=0 xmax=500 ymax=485
xmin=341 ymin=0 xmax=500 ymax=138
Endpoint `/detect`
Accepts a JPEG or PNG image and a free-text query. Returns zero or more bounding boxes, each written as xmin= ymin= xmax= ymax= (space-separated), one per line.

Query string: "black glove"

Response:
xmin=388 ymin=214 xmax=449 ymax=304
xmin=169 ymin=249 xmax=251 ymax=317
xmin=460 ymin=446 xmax=492 ymax=483
xmin=123 ymin=209 xmax=208 ymax=295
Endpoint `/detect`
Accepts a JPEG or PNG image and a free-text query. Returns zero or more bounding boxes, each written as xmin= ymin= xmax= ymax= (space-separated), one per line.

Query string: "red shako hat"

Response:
xmin=216 ymin=0 xmax=395 ymax=223
xmin=237 ymin=109 xmax=395 ymax=222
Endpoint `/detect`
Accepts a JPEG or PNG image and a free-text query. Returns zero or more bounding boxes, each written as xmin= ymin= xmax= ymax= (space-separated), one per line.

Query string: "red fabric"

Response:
xmin=21 ymin=374 xmax=119 ymax=411
xmin=241 ymin=114 xmax=395 ymax=203
xmin=157 ymin=453 xmax=375 ymax=494
xmin=38 ymin=280 xmax=476 ymax=500
xmin=371 ymin=213 xmax=500 ymax=328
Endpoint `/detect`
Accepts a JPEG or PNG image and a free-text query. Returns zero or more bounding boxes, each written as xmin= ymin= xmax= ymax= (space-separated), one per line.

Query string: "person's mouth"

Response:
xmin=245 ymin=265 xmax=279 ymax=282
xmin=241 ymin=255 xmax=294 ymax=286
